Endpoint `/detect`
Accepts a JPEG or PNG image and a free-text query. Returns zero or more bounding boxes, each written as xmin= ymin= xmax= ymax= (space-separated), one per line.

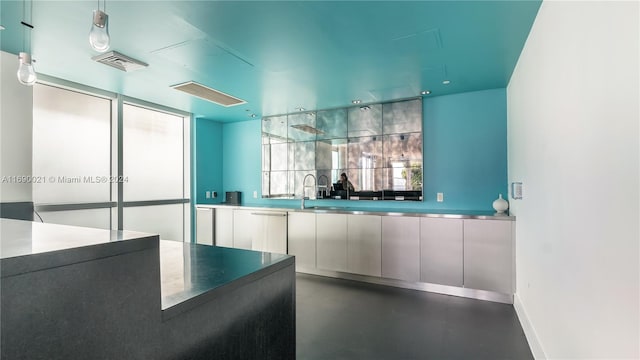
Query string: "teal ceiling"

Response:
xmin=1 ymin=1 xmax=541 ymax=122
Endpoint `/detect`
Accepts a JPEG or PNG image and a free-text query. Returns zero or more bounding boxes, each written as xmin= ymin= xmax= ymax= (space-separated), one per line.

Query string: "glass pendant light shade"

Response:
xmin=89 ymin=9 xmax=110 ymax=52
xmin=17 ymin=52 xmax=37 ymax=86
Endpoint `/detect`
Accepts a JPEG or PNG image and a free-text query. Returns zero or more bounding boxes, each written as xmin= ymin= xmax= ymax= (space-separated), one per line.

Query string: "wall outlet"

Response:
xmin=205 ymin=191 xmax=211 ymax=199
xmin=253 ymin=190 xmax=258 ymax=199
xmin=213 ymin=191 xmax=217 ymax=198
xmin=437 ymin=192 xmax=444 ymax=202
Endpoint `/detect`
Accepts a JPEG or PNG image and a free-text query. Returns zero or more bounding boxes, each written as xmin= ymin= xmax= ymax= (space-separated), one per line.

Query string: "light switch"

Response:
xmin=437 ymin=192 xmax=444 ymax=202
xmin=253 ymin=190 xmax=258 ymax=199
xmin=511 ymin=182 xmax=523 ymax=199
xmin=205 ymin=191 xmax=211 ymax=199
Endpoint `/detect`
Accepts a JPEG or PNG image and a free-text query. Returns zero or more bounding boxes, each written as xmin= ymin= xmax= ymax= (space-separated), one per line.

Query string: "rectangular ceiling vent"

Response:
xmin=92 ymin=51 xmax=148 ymax=72
xmin=171 ymin=81 xmax=247 ymax=107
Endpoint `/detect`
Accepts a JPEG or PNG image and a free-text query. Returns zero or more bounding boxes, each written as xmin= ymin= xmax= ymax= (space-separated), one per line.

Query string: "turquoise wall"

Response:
xmin=200 ymin=88 xmax=508 ymax=211
xmin=194 ymin=118 xmax=223 ymax=204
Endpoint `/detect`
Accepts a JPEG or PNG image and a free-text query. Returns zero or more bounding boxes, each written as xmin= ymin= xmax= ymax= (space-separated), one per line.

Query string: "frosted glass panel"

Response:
xmin=32 ymin=84 xmax=111 ymax=204
xmin=123 ymin=204 xmax=183 ymax=241
xmin=39 ymin=209 xmax=111 ymax=230
xmin=123 ymin=104 xmax=184 ymax=201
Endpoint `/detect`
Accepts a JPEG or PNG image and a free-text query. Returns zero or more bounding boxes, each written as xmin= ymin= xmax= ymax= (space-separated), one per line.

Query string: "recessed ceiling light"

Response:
xmin=442 ymin=80 xmax=451 ymax=85
xmin=421 ymin=90 xmax=431 ymax=95
xmin=352 ymin=100 xmax=362 ymax=104
xmin=250 ymin=114 xmax=257 ymax=118
xmin=359 ymin=105 xmax=370 ymax=112
xmin=295 ymin=107 xmax=306 ymax=112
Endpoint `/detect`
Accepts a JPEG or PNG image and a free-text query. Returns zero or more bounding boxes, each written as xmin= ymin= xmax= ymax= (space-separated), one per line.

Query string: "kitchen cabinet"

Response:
xmin=214 ymin=207 xmax=234 ymax=248
xmin=420 ymin=218 xmax=463 ymax=286
xmin=347 ymin=214 xmax=381 ymax=277
xmin=316 ymin=213 xmax=347 ymax=272
xmin=288 ymin=212 xmax=316 ymax=270
xmin=195 ymin=207 xmax=213 ymax=245
xmin=463 ymin=219 xmax=513 ymax=293
xmin=381 ymin=216 xmax=420 ymax=282
xmin=233 ymin=209 xmax=287 ymax=254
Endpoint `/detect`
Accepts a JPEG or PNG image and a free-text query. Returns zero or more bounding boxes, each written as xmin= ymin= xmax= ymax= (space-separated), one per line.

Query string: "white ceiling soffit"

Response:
xmin=171 ymin=81 xmax=247 ymax=107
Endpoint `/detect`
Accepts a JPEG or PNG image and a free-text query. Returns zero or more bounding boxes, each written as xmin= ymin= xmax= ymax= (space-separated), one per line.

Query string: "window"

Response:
xmin=32 ymin=83 xmax=191 ymax=241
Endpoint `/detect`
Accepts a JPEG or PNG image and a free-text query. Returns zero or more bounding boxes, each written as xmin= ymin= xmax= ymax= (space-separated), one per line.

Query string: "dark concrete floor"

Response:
xmin=296 ymin=273 xmax=533 ymax=360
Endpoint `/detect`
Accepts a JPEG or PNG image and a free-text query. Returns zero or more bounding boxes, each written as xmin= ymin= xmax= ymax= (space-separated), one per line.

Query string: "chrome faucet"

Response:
xmin=317 ymin=174 xmax=329 ymax=199
xmin=301 ymin=173 xmax=317 ymax=209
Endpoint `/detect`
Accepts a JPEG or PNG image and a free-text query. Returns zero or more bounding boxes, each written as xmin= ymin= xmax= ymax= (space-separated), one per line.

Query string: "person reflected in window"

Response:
xmin=338 ymin=172 xmax=355 ymax=192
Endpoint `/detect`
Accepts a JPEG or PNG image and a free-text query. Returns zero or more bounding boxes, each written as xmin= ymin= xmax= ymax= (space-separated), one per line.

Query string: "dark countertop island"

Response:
xmin=0 ymin=219 xmax=295 ymax=359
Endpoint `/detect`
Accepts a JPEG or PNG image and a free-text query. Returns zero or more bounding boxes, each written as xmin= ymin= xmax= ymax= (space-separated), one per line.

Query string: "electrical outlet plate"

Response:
xmin=253 ymin=190 xmax=258 ymax=199
xmin=437 ymin=192 xmax=444 ymax=202
xmin=205 ymin=191 xmax=211 ymax=199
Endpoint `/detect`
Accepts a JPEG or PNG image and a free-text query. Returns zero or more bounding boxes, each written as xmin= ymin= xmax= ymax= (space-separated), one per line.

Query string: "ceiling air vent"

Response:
xmin=92 ymin=51 xmax=148 ymax=72
xmin=171 ymin=81 xmax=246 ymax=107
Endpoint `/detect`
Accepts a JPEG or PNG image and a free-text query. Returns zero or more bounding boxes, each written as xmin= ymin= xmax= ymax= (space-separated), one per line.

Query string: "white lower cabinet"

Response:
xmin=347 ymin=215 xmax=381 ymax=277
xmin=232 ymin=209 xmax=287 ymax=254
xmin=288 ymin=212 xmax=316 ymax=270
xmin=463 ymin=219 xmax=513 ymax=293
xmin=232 ymin=210 xmax=255 ymax=250
xmin=420 ymin=218 xmax=463 ymax=286
xmin=214 ymin=207 xmax=233 ymax=248
xmin=381 ymin=216 xmax=420 ymax=282
xmin=316 ymin=213 xmax=348 ymax=272
xmin=195 ymin=208 xmax=213 ymax=245
xmin=203 ymin=206 xmax=515 ymax=298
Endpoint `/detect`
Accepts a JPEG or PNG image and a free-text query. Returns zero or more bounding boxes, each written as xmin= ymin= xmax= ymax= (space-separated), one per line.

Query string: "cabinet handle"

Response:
xmin=250 ymin=212 xmax=287 ymax=217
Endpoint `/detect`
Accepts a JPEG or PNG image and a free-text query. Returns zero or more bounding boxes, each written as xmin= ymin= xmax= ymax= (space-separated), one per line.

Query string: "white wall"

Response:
xmin=508 ymin=1 xmax=639 ymax=359
xmin=0 ymin=50 xmax=33 ymax=202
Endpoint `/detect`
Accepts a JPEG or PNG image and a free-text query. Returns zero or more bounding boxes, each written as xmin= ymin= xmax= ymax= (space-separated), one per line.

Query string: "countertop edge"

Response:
xmin=195 ymin=204 xmax=515 ymax=220
xmin=160 ymin=255 xmax=295 ymax=321
xmin=1 ymin=235 xmax=160 ymax=278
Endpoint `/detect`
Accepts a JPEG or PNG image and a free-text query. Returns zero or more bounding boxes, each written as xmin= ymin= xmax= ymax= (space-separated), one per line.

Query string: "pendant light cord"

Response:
xmin=20 ymin=0 xmax=34 ymax=54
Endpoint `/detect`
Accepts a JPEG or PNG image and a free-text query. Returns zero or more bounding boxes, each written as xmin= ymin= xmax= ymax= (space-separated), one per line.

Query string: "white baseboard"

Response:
xmin=514 ymin=293 xmax=547 ymax=360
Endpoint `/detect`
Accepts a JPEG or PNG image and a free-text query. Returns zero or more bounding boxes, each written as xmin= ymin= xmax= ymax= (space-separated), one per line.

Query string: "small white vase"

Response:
xmin=492 ymin=194 xmax=509 ymax=214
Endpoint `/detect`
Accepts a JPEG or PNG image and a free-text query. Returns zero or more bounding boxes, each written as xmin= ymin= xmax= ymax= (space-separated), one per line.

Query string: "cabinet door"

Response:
xmin=316 ymin=213 xmax=347 ymax=272
xmin=288 ymin=212 xmax=316 ymax=269
xmin=262 ymin=212 xmax=288 ymax=254
xmin=382 ymin=216 xmax=420 ymax=282
xmin=233 ymin=210 xmax=257 ymax=250
xmin=195 ymin=208 xmax=213 ymax=245
xmin=420 ymin=218 xmax=463 ymax=286
xmin=214 ymin=208 xmax=234 ymax=248
xmin=463 ymin=219 xmax=513 ymax=293
xmin=347 ymin=215 xmax=381 ymax=277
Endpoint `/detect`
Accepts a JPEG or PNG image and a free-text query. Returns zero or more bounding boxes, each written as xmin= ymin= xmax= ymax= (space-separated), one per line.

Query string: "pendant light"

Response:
xmin=17 ymin=52 xmax=36 ymax=86
xmin=89 ymin=0 xmax=110 ymax=52
xmin=17 ymin=0 xmax=36 ymax=86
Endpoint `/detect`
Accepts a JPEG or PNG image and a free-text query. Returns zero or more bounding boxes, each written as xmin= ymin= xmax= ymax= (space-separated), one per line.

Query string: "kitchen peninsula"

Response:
xmin=0 ymin=219 xmax=295 ymax=359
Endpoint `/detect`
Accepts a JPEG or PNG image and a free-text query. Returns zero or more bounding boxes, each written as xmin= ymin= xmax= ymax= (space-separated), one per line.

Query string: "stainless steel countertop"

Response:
xmin=195 ymin=204 xmax=515 ymax=220
xmin=159 ymin=240 xmax=293 ymax=317
xmin=0 ymin=219 xmax=159 ymax=277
